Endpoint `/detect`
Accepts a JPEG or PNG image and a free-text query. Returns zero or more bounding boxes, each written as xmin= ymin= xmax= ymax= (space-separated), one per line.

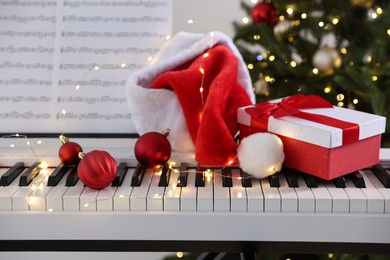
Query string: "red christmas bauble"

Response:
xmin=134 ymin=131 xmax=171 ymax=168
xmin=77 ymin=150 xmax=117 ymax=189
xmin=58 ymin=142 xmax=83 ymax=165
xmin=251 ymin=2 xmax=278 ymax=25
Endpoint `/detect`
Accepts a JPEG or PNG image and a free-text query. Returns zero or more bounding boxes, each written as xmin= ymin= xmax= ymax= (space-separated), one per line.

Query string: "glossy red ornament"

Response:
xmin=251 ymin=2 xmax=278 ymax=25
xmin=77 ymin=150 xmax=117 ymax=189
xmin=58 ymin=135 xmax=83 ymax=165
xmin=134 ymin=129 xmax=171 ymax=168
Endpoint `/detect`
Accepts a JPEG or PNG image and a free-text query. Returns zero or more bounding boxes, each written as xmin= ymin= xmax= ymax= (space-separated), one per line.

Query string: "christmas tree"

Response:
xmin=233 ymin=0 xmax=390 ymax=145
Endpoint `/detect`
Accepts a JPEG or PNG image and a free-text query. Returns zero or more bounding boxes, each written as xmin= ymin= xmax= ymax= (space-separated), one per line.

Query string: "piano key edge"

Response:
xmin=0 ymin=211 xmax=389 ymax=245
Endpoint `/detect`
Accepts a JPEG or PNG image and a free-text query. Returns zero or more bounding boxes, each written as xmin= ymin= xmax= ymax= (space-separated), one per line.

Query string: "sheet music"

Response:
xmin=0 ymin=0 xmax=172 ymax=134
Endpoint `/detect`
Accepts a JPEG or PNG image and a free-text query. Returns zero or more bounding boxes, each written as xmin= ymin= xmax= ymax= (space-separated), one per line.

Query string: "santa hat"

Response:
xmin=127 ymin=31 xmax=255 ymax=166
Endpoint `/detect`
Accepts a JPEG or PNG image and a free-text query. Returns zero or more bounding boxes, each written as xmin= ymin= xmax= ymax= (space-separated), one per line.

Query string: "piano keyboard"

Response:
xmin=0 ymin=138 xmax=389 ymax=252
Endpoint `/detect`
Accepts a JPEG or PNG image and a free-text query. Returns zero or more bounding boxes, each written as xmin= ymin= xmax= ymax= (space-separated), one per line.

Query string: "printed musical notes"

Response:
xmin=0 ymin=0 xmax=172 ymax=134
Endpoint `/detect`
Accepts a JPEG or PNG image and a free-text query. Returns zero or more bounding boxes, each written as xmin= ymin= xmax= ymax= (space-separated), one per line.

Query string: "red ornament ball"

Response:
xmin=58 ymin=142 xmax=83 ymax=165
xmin=77 ymin=150 xmax=117 ymax=189
xmin=251 ymin=2 xmax=278 ymax=25
xmin=134 ymin=131 xmax=171 ymax=168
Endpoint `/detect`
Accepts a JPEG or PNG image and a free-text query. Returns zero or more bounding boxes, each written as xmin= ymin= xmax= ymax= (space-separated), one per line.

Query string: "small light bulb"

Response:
xmin=187 ymin=19 xmax=194 ymax=24
xmin=301 ymin=13 xmax=307 ymax=19
xmin=337 ymin=93 xmax=345 ymax=101
xmin=242 ymin=17 xmax=249 ymax=24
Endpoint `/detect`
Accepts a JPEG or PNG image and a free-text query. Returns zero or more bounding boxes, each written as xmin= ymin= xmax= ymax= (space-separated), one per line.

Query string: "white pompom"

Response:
xmin=238 ymin=132 xmax=285 ymax=179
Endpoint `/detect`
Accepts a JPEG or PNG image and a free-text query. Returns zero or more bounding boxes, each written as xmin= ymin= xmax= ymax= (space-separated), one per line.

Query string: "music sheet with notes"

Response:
xmin=0 ymin=0 xmax=172 ymax=134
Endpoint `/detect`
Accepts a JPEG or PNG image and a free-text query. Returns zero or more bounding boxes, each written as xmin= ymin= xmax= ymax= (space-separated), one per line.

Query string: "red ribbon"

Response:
xmin=245 ymin=94 xmax=360 ymax=145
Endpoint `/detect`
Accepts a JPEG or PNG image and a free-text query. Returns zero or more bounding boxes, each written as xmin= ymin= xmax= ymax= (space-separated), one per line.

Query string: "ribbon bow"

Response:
xmin=245 ymin=94 xmax=360 ymax=145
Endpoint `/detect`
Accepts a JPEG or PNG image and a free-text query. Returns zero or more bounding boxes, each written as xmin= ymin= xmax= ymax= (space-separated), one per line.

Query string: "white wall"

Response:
xmin=172 ymin=0 xmax=246 ymax=37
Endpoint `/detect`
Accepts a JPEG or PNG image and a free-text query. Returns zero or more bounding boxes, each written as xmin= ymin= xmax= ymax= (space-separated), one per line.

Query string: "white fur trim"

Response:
xmin=127 ymin=31 xmax=255 ymax=152
xmin=238 ymin=133 xmax=285 ymax=179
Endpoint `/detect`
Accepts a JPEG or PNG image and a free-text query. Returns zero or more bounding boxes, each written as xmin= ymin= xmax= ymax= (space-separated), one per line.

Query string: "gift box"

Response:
xmin=237 ymin=94 xmax=387 ymax=180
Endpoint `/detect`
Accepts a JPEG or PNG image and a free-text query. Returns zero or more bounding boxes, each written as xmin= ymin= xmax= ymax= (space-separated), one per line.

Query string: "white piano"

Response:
xmin=0 ymin=137 xmax=389 ymax=256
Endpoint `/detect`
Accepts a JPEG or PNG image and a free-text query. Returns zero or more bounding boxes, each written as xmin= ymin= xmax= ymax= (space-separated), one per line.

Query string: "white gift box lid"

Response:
xmin=238 ymin=99 xmax=386 ymax=149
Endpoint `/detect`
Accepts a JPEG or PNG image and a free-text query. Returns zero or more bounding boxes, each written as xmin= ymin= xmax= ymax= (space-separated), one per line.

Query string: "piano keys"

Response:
xmin=0 ymin=161 xmax=389 ymax=213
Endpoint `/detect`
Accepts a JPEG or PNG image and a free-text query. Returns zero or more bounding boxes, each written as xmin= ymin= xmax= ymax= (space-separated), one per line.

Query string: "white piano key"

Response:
xmin=344 ymin=177 xmax=367 ymax=213
xmin=0 ymin=168 xmax=7 ymax=194
xmin=0 ymin=169 xmax=21 ymax=210
xmin=365 ymin=169 xmax=390 ymax=213
xmin=359 ymin=170 xmax=385 ymax=213
xmin=97 ymin=186 xmax=117 ymax=211
xmin=311 ymin=181 xmax=332 ymax=213
xmin=246 ymin=178 xmax=264 ymax=212
xmin=163 ymin=168 xmax=181 ymax=211
xmin=325 ymin=180 xmax=349 ymax=213
xmin=29 ymin=168 xmax=54 ymax=211
xmin=213 ymin=169 xmax=230 ymax=212
xmin=147 ymin=168 xmax=165 ymax=211
xmin=230 ymin=169 xmax=247 ymax=212
xmin=260 ymin=177 xmax=281 ymax=212
xmin=113 ymin=168 xmax=134 ymax=211
xmin=63 ymin=179 xmax=85 ymax=211
xmin=130 ymin=168 xmax=153 ymax=211
xmin=197 ymin=169 xmax=213 ymax=211
xmin=12 ymin=169 xmax=47 ymax=210
xmin=278 ymin=173 xmax=298 ymax=212
xmin=46 ymin=170 xmax=70 ymax=211
xmin=80 ymin=187 xmax=100 ymax=211
xmin=180 ymin=168 xmax=197 ymax=211
xmin=295 ymin=175 xmax=315 ymax=212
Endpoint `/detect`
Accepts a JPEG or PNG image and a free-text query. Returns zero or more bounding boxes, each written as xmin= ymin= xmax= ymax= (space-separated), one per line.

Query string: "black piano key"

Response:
xmin=131 ymin=163 xmax=145 ymax=187
xmin=268 ymin=174 xmax=280 ymax=188
xmin=304 ymin=174 xmax=318 ymax=188
xmin=0 ymin=162 xmax=24 ymax=186
xmin=19 ymin=162 xmax=41 ymax=186
xmin=283 ymin=168 xmax=299 ymax=188
xmin=47 ymin=163 xmax=69 ymax=186
xmin=65 ymin=167 xmax=79 ymax=186
xmin=195 ymin=165 xmax=205 ymax=187
xmin=240 ymin=170 xmax=252 ymax=187
xmin=177 ymin=162 xmax=188 ymax=187
xmin=333 ymin=176 xmax=346 ymax=188
xmin=111 ymin=162 xmax=128 ymax=187
xmin=349 ymin=171 xmax=366 ymax=188
xmin=222 ymin=167 xmax=233 ymax=187
xmin=371 ymin=164 xmax=390 ymax=188
xmin=158 ymin=164 xmax=171 ymax=187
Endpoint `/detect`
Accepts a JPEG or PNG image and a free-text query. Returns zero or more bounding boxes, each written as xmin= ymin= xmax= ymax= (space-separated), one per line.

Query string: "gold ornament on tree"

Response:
xmin=350 ymin=0 xmax=375 ymax=8
xmin=312 ymin=46 xmax=342 ymax=76
xmin=253 ymin=73 xmax=269 ymax=96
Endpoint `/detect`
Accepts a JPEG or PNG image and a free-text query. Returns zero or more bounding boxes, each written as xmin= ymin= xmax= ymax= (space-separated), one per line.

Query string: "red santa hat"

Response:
xmin=127 ymin=31 xmax=255 ymax=166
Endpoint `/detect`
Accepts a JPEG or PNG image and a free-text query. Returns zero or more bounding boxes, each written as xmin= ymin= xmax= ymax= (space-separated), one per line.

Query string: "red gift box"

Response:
xmin=237 ymin=94 xmax=387 ymax=180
